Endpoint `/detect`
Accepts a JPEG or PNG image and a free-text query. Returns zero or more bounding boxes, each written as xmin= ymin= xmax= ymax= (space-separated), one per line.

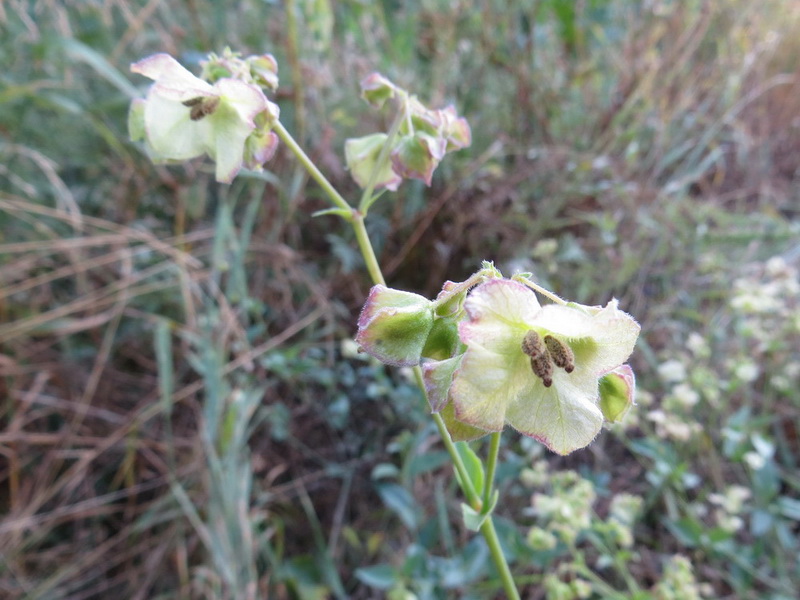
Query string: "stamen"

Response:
xmin=181 ymin=97 xmax=204 ymax=107
xmin=521 ymin=330 xmax=546 ymax=359
xmin=544 ymin=335 xmax=575 ymax=373
xmin=530 ymin=354 xmax=554 ymax=387
xmin=189 ymin=97 xmax=220 ymax=121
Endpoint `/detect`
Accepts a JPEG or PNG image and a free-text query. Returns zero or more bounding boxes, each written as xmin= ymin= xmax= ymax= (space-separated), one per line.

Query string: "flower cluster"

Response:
xmin=345 ymin=73 xmax=471 ymax=192
xmin=129 ymin=50 xmax=280 ymax=183
xmin=356 ymin=267 xmax=640 ymax=454
xmin=653 ymin=555 xmax=708 ymax=600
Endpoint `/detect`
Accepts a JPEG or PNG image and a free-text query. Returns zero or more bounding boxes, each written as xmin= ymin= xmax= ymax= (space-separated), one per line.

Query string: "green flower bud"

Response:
xmin=247 ymin=53 xmax=279 ymax=91
xmin=355 ymin=285 xmax=434 ymax=366
xmin=360 ymin=72 xmax=396 ymax=108
xmin=344 ymin=133 xmax=402 ymax=191
xmin=390 ymin=133 xmax=446 ymax=186
xmin=599 ymin=365 xmax=636 ymax=423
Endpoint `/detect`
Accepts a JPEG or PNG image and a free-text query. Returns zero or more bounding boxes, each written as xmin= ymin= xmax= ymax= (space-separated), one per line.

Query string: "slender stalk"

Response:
xmin=284 ymin=0 xmax=306 ymax=143
xmin=413 ymin=371 xmax=479 ymax=508
xmin=483 ymin=432 xmax=502 ymax=509
xmin=278 ymin=120 xmax=520 ymax=597
xmin=351 ymin=212 xmax=386 ymax=287
xmin=358 ymin=98 xmax=407 ymax=213
xmin=480 ymin=517 xmax=522 ymax=600
xmin=518 ymin=276 xmax=567 ymax=305
xmin=272 ymin=121 xmax=352 ymax=213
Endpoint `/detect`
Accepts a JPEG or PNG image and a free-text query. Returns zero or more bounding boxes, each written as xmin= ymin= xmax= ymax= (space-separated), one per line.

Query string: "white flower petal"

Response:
xmin=132 ymin=53 xmax=214 ymax=101
xmin=450 ymin=343 xmax=531 ymax=432
xmin=210 ymin=107 xmax=253 ymax=182
xmin=143 ymin=92 xmax=212 ymax=159
xmin=505 ymin=371 xmax=604 ymax=455
xmin=578 ymin=301 xmax=640 ymax=375
xmin=459 ymin=279 xmax=540 ymax=352
xmin=529 ymin=304 xmax=594 ymax=338
xmin=215 ymin=78 xmax=268 ymax=124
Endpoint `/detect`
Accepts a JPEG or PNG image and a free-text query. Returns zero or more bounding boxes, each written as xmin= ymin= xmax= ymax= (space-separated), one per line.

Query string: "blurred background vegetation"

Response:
xmin=1 ymin=0 xmax=799 ymax=598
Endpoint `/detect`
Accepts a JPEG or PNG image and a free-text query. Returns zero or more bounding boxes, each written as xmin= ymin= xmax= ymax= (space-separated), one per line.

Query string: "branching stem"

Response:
xmin=278 ymin=121 xmax=520 ymax=599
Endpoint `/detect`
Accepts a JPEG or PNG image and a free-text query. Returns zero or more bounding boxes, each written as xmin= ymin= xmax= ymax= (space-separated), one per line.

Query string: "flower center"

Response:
xmin=182 ymin=96 xmax=221 ymax=121
xmin=521 ymin=330 xmax=575 ymax=387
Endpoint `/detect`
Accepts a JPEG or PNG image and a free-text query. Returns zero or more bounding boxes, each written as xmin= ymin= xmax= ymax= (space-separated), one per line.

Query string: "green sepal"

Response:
xmin=390 ymin=133 xmax=445 ymax=186
xmin=421 ymin=316 xmax=461 ymax=361
xmin=345 ymin=133 xmax=402 ymax=192
xmin=360 ymin=72 xmax=396 ymax=108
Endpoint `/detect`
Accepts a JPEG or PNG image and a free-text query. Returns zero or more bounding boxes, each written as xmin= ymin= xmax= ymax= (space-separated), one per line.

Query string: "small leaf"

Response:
xmin=460 ymin=491 xmax=498 ymax=532
xmin=778 ymin=496 xmax=800 ymax=521
xmin=455 ymin=441 xmax=485 ymax=497
xmin=376 ymin=482 xmax=419 ymax=530
xmin=311 ymin=207 xmax=354 ymax=220
xmin=355 ymin=564 xmax=397 ymax=589
xmin=461 ymin=504 xmax=483 ymax=531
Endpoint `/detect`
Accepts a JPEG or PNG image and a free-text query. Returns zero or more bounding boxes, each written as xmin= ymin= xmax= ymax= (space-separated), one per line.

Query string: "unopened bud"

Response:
xmin=599 ymin=365 xmax=636 ymax=422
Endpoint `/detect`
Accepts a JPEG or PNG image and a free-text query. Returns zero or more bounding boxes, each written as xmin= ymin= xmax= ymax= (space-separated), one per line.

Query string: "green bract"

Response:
xmin=446 ymin=278 xmax=640 ymax=455
xmin=130 ymin=53 xmax=279 ymax=183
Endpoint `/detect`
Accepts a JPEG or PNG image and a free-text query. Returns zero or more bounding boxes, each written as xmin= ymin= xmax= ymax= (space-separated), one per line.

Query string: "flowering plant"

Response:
xmin=128 ymin=48 xmax=641 ymax=598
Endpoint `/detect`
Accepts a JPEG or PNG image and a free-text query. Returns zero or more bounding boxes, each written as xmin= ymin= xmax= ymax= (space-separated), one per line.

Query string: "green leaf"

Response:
xmin=311 ymin=207 xmax=354 ymax=220
xmin=355 ymin=564 xmax=397 ymax=589
xmin=61 ymin=38 xmax=141 ymax=98
xmin=777 ymin=496 xmax=800 ymax=521
xmin=455 ymin=441 xmax=485 ymax=496
xmin=461 ymin=504 xmax=483 ymax=532
xmin=376 ymin=482 xmax=419 ymax=530
xmin=460 ymin=490 xmax=498 ymax=532
xmin=664 ymin=517 xmax=703 ymax=546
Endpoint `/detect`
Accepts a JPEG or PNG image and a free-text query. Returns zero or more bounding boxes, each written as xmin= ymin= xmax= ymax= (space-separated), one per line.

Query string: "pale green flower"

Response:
xmin=130 ymin=53 xmax=278 ymax=183
xmin=448 ymin=278 xmax=640 ymax=454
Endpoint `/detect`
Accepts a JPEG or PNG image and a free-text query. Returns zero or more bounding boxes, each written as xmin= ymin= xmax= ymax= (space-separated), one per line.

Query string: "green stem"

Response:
xmin=483 ymin=432 xmax=502 ymax=509
xmin=480 ymin=517 xmax=522 ymax=600
xmin=278 ymin=121 xmax=520 ymax=598
xmin=351 ymin=212 xmax=386 ymax=287
xmin=284 ymin=0 xmax=306 ymax=143
xmin=358 ymin=97 xmax=407 ymax=214
xmin=273 ymin=121 xmax=352 ymax=213
xmin=517 ymin=276 xmax=567 ymax=305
